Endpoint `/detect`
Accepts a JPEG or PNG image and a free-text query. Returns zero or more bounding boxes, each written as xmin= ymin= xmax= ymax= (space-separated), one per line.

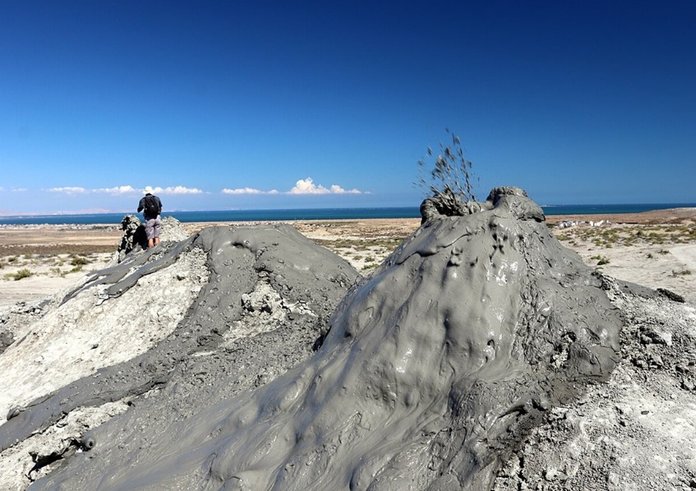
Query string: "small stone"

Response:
xmin=6 ymin=406 xmax=21 ymax=420
xmin=499 ymin=454 xmax=521 ymax=477
xmin=535 ymin=397 xmax=551 ymax=411
xmin=650 ymin=355 xmax=664 ymax=367
xmin=608 ymin=472 xmax=621 ymax=486
xmin=81 ymin=436 xmax=96 ymax=450
xmin=545 ymin=468 xmax=559 ymax=481
xmin=681 ymin=379 xmax=695 ymax=391
xmin=641 ymin=410 xmax=650 ymax=415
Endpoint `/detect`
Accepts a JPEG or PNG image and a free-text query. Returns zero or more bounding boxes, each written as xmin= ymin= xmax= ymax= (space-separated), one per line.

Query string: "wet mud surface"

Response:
xmin=0 ymin=224 xmax=357 ymax=488
xmin=19 ymin=189 xmax=626 ymax=490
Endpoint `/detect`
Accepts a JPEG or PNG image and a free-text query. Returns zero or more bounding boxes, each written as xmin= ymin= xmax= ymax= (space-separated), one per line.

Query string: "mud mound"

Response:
xmin=0 ymin=224 xmax=358 ymax=488
xmin=494 ymin=277 xmax=696 ymax=490
xmin=30 ymin=187 xmax=621 ymax=490
xmin=159 ymin=215 xmax=189 ymax=242
xmin=116 ymin=215 xmax=189 ymax=261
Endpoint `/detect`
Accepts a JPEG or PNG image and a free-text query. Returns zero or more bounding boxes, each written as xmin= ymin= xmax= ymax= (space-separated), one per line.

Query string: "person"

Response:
xmin=137 ymin=191 xmax=163 ymax=249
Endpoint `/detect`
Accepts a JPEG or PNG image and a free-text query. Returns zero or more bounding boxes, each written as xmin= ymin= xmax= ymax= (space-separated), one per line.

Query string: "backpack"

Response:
xmin=143 ymin=195 xmax=161 ymax=216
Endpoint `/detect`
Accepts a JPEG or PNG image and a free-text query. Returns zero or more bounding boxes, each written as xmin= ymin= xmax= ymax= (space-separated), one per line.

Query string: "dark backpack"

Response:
xmin=143 ymin=195 xmax=161 ymax=216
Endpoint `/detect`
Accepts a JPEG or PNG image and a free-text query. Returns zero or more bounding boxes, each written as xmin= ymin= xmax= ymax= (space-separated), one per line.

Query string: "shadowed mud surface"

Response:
xmin=26 ymin=189 xmax=622 ymax=490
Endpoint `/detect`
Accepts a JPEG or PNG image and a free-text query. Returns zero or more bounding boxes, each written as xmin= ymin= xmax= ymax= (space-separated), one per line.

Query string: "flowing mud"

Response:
xmin=21 ymin=188 xmax=624 ymax=490
xmin=0 ymin=223 xmax=358 ymax=489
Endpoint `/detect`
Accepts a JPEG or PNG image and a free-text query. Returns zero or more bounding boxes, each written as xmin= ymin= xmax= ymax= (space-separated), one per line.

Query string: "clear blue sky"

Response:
xmin=1 ymin=0 xmax=695 ymax=214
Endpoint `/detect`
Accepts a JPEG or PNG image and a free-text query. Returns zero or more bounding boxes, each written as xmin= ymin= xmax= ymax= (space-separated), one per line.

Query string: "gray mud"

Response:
xmin=29 ymin=188 xmax=621 ymax=490
xmin=0 ymin=224 xmax=357 ymax=487
xmin=494 ymin=275 xmax=696 ymax=490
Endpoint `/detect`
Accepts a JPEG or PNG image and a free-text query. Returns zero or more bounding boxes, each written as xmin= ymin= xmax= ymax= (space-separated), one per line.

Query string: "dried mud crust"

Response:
xmin=493 ymin=276 xmax=696 ymax=491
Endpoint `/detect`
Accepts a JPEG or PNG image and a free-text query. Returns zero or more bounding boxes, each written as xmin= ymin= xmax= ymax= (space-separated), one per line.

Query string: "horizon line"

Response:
xmin=1 ymin=202 xmax=696 ymax=219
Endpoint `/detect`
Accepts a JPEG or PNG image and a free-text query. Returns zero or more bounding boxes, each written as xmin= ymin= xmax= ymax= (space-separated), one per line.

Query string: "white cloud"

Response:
xmin=329 ymin=184 xmax=362 ymax=195
xmin=290 ymin=178 xmax=329 ymax=195
xmin=223 ymin=187 xmax=262 ymax=195
xmin=289 ymin=177 xmax=363 ymax=195
xmin=94 ymin=185 xmax=138 ymax=195
xmin=11 ymin=188 xmax=28 ymax=192
xmin=222 ymin=187 xmax=280 ymax=195
xmin=46 ymin=185 xmax=204 ymax=196
xmin=49 ymin=186 xmax=87 ymax=194
xmin=144 ymin=186 xmax=204 ymax=195
xmin=220 ymin=178 xmax=364 ymax=196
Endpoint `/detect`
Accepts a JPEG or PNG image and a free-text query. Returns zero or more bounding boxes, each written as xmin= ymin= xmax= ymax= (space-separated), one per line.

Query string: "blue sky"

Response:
xmin=1 ymin=1 xmax=695 ymax=214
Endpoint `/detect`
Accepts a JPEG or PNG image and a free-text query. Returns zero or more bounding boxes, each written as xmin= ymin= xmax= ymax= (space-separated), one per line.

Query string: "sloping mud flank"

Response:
xmin=494 ymin=277 xmax=696 ymax=490
xmin=0 ymin=224 xmax=358 ymax=488
xmin=31 ymin=188 xmax=621 ymax=490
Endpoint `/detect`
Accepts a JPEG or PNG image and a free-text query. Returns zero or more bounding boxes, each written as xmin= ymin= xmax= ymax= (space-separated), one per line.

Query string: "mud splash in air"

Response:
xmin=32 ymin=188 xmax=621 ymax=490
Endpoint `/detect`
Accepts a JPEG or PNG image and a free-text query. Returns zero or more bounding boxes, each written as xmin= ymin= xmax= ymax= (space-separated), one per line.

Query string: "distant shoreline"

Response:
xmin=1 ymin=203 xmax=695 ymax=225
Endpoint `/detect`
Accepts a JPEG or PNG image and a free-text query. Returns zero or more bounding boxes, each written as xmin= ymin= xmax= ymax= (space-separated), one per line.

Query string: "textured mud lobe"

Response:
xmin=0 ymin=224 xmax=357 ymax=489
xmin=31 ymin=188 xmax=621 ymax=490
xmin=494 ymin=275 xmax=696 ymax=490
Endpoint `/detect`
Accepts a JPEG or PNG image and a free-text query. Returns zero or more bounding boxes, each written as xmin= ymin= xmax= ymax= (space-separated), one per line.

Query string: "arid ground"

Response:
xmin=1 ymin=208 xmax=695 ymax=308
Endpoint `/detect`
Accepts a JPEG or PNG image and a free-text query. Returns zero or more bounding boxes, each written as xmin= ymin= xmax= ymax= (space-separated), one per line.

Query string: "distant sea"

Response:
xmin=0 ymin=203 xmax=694 ymax=225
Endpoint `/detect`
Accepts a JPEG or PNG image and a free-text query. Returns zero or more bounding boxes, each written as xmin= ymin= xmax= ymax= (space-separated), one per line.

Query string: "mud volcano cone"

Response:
xmin=35 ymin=188 xmax=621 ymax=490
xmin=3 ymin=224 xmax=358 ymax=488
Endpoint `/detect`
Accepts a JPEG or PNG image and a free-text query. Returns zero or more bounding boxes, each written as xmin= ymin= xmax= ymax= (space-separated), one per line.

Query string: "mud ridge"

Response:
xmin=0 ymin=224 xmax=358 ymax=489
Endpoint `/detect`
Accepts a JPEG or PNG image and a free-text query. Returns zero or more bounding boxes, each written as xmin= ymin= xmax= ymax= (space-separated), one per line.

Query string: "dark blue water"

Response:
xmin=0 ymin=203 xmax=694 ymax=225
xmin=0 ymin=207 xmax=420 ymax=225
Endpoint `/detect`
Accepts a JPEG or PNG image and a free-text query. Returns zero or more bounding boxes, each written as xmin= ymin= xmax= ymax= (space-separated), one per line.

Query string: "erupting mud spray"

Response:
xmin=2 ymin=188 xmax=627 ymax=489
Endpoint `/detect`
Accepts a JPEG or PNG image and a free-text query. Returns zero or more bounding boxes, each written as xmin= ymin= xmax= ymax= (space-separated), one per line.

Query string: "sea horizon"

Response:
xmin=0 ymin=203 xmax=695 ymax=225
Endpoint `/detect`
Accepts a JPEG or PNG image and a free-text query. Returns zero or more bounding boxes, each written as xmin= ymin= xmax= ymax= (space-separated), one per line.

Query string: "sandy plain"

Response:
xmin=1 ymin=208 xmax=695 ymax=308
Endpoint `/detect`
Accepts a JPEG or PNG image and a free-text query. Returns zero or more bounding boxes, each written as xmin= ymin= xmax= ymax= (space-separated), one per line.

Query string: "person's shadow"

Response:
xmin=133 ymin=224 xmax=148 ymax=250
